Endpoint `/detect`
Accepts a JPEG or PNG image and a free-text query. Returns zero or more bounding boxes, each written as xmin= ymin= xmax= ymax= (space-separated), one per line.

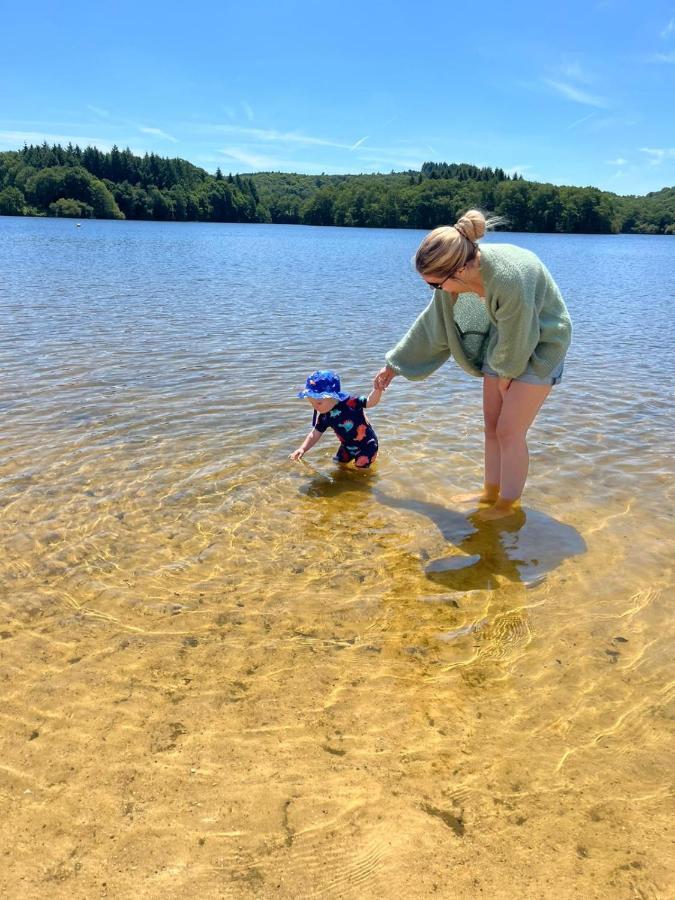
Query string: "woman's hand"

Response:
xmin=289 ymin=448 xmax=305 ymax=461
xmin=374 ymin=366 xmax=397 ymax=391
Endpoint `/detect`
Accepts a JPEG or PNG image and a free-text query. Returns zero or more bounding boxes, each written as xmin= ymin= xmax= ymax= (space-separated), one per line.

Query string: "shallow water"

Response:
xmin=1 ymin=218 xmax=673 ymax=898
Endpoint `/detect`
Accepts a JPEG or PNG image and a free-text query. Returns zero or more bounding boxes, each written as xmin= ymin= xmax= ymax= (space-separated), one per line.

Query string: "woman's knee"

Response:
xmin=495 ymin=419 xmax=527 ymax=446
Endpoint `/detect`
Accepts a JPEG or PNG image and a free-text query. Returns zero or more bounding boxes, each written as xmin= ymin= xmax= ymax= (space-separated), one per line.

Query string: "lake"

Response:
xmin=1 ymin=217 xmax=673 ymax=898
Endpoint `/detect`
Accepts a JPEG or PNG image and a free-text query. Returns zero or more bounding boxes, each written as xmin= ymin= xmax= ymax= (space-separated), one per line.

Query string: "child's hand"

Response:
xmin=289 ymin=448 xmax=305 ymax=461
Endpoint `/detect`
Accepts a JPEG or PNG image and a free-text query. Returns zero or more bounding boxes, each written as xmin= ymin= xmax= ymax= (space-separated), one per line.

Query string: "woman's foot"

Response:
xmin=475 ymin=497 xmax=521 ymax=521
xmin=453 ymin=484 xmax=500 ymax=506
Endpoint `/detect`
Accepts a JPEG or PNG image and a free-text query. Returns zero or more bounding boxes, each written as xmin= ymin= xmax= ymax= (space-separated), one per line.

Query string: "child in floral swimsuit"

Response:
xmin=290 ymin=370 xmax=382 ymax=468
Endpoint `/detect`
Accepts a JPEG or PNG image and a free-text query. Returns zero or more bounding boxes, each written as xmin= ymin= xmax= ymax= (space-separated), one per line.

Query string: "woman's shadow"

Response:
xmin=298 ymin=467 xmax=586 ymax=591
xmin=373 ymin=490 xmax=586 ymax=591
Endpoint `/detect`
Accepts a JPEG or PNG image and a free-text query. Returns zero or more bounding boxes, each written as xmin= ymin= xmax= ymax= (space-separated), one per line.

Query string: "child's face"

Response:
xmin=308 ymin=397 xmax=337 ymax=414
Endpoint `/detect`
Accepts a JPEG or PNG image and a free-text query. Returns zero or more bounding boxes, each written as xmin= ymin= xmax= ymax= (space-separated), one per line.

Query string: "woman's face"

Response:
xmin=422 ymin=266 xmax=468 ymax=293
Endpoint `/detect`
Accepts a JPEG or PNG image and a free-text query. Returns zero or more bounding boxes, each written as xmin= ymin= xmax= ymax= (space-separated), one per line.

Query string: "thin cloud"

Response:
xmin=0 ymin=129 xmax=116 ymax=150
xmin=640 ymin=147 xmax=675 ymax=165
xmin=566 ymin=112 xmax=596 ymax=130
xmin=241 ymin=101 xmax=254 ymax=122
xmin=219 ymin=147 xmax=278 ymax=168
xmin=350 ymin=136 xmax=369 ymax=150
xmin=560 ymin=61 xmax=591 ymax=83
xmin=646 ymin=51 xmax=675 ymax=63
xmin=216 ymin=146 xmax=354 ymax=174
xmin=505 ymin=164 xmax=533 ymax=177
xmin=194 ymin=124 xmax=351 ymax=149
xmin=87 ymin=104 xmax=110 ymax=118
xmin=139 ymin=126 xmax=178 ymax=143
xmin=544 ymin=79 xmax=609 ymax=108
xmin=661 ymin=17 xmax=674 ymax=38
xmin=606 ymin=157 xmax=627 ymax=165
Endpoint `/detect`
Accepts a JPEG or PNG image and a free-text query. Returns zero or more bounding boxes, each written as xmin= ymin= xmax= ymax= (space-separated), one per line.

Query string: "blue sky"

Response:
xmin=1 ymin=0 xmax=674 ymax=195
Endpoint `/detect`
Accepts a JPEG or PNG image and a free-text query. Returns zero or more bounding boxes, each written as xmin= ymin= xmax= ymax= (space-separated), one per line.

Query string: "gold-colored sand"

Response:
xmin=1 ymin=437 xmax=673 ymax=899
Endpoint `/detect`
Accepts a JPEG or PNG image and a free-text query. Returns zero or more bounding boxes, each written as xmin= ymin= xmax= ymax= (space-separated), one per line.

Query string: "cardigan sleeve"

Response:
xmin=487 ymin=272 xmax=541 ymax=379
xmin=384 ymin=291 xmax=452 ymax=380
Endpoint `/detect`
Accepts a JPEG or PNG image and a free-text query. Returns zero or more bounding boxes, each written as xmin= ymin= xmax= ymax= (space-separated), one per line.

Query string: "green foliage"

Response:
xmin=48 ymin=198 xmax=94 ymax=218
xmin=25 ymin=165 xmax=123 ymax=219
xmin=0 ymin=186 xmax=25 ymax=215
xmin=0 ymin=143 xmax=672 ymax=233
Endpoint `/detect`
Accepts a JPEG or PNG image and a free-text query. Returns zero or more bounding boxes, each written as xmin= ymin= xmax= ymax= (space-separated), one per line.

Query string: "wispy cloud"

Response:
xmin=0 ymin=129 xmax=116 ymax=150
xmin=87 ymin=104 xmax=110 ymax=118
xmin=544 ymin=79 xmax=609 ymax=107
xmin=139 ymin=126 xmax=178 ymax=143
xmin=646 ymin=51 xmax=675 ymax=63
xmin=640 ymin=146 xmax=675 ymax=165
xmin=606 ymin=157 xmax=627 ymax=165
xmin=505 ymin=164 xmax=533 ymax=177
xmin=218 ymin=147 xmax=279 ymax=168
xmin=193 ymin=124 xmax=351 ymax=149
xmin=241 ymin=101 xmax=254 ymax=122
xmin=566 ymin=112 xmax=596 ymax=130
xmin=186 ymin=123 xmax=440 ymax=163
xmin=215 ymin=146 xmax=354 ymax=174
xmin=661 ymin=17 xmax=674 ymax=38
xmin=560 ymin=60 xmax=591 ymax=83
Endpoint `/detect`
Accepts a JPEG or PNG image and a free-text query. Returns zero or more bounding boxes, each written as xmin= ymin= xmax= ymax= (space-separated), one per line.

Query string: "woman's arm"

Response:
xmin=384 ymin=291 xmax=452 ymax=380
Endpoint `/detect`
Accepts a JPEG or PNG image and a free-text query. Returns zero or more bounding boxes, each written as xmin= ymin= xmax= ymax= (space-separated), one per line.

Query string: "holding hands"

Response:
xmin=374 ymin=365 xmax=397 ymax=391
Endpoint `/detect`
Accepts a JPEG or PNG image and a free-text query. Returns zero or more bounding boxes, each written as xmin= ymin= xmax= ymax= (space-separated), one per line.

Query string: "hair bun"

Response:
xmin=454 ymin=209 xmax=486 ymax=242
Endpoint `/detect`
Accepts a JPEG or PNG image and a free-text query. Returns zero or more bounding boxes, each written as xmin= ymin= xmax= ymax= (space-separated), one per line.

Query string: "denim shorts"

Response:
xmin=482 ymin=358 xmax=565 ymax=386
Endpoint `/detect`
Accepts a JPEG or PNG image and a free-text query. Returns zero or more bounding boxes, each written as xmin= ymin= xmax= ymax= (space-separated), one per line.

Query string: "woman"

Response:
xmin=375 ymin=209 xmax=572 ymax=521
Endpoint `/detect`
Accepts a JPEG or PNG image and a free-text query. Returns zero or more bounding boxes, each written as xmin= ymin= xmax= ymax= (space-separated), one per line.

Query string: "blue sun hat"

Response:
xmin=297 ymin=370 xmax=349 ymax=401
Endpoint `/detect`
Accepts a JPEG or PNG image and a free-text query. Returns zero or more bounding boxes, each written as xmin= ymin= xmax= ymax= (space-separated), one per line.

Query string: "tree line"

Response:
xmin=0 ymin=143 xmax=672 ymax=234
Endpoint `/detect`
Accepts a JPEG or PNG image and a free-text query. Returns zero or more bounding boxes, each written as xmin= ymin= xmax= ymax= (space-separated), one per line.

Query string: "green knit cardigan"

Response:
xmin=385 ymin=243 xmax=572 ymax=380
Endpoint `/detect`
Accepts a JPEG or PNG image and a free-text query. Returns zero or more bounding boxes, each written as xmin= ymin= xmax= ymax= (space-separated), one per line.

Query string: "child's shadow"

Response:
xmin=299 ymin=464 xmax=380 ymax=499
xmin=372 ymin=490 xmax=586 ymax=591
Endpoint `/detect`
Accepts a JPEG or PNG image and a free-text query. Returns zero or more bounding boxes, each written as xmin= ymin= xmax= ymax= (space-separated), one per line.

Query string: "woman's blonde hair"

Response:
xmin=415 ymin=209 xmax=502 ymax=279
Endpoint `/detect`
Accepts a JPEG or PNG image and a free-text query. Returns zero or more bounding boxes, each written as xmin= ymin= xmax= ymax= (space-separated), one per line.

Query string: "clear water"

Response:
xmin=1 ymin=217 xmax=673 ymax=898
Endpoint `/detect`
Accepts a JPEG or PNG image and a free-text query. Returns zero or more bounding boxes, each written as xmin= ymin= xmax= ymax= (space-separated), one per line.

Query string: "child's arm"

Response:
xmin=290 ymin=427 xmax=323 ymax=460
xmin=366 ymin=379 xmax=384 ymax=408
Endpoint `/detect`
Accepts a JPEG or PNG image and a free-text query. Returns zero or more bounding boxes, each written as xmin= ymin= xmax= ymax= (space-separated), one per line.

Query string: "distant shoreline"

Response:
xmin=2 ymin=213 xmax=673 ymax=238
xmin=1 ymin=145 xmax=673 ymax=235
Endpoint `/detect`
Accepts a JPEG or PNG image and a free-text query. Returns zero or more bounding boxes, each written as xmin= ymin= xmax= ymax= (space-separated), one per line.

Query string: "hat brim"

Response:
xmin=297 ymin=389 xmax=349 ymax=401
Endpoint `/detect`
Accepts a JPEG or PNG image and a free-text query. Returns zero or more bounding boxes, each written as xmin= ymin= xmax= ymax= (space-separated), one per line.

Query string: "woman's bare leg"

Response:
xmin=477 ymin=380 xmax=551 ymax=520
xmin=454 ymin=375 xmax=502 ymax=505
xmin=482 ymin=374 xmax=503 ymax=498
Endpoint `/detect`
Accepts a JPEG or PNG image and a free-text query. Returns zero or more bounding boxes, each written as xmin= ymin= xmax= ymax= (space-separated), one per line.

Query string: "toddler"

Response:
xmin=290 ymin=370 xmax=382 ymax=468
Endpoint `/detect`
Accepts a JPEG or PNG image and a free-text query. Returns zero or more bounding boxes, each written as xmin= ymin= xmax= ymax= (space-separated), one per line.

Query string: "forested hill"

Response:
xmin=0 ymin=143 xmax=673 ymax=234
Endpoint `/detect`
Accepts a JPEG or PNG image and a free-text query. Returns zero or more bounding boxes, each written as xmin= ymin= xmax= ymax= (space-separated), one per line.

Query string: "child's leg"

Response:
xmin=477 ymin=381 xmax=551 ymax=520
xmin=333 ymin=446 xmax=352 ymax=464
xmin=355 ymin=446 xmax=378 ymax=468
